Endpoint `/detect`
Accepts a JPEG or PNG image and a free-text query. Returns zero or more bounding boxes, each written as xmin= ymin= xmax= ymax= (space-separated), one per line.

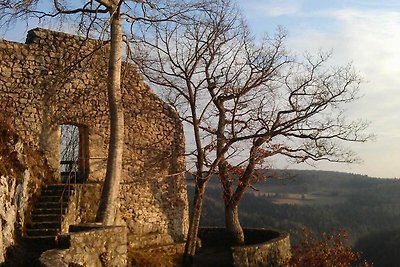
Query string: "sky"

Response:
xmin=236 ymin=0 xmax=400 ymax=178
xmin=1 ymin=1 xmax=399 ymax=178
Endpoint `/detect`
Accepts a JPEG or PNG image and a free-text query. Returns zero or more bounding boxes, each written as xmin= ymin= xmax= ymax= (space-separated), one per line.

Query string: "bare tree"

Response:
xmin=0 ymin=0 xmax=203 ymax=225
xmin=132 ymin=0 xmax=370 ymax=260
xmin=60 ymin=125 xmax=79 ymax=175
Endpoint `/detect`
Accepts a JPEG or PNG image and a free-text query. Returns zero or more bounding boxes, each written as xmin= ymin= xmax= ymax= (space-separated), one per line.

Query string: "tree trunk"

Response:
xmin=225 ymin=202 xmax=245 ymax=246
xmin=95 ymin=5 xmax=124 ymax=225
xmin=183 ymin=180 xmax=207 ymax=265
xmin=224 ymin=138 xmax=266 ymax=245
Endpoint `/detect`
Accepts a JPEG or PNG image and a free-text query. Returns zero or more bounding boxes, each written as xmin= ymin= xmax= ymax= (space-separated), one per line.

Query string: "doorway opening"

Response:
xmin=60 ymin=124 xmax=89 ymax=183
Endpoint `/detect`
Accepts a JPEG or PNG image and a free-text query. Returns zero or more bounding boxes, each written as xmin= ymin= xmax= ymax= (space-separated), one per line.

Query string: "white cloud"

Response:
xmin=244 ymin=1 xmax=301 ymax=17
xmin=289 ymin=9 xmax=400 ymax=114
xmin=284 ymin=8 xmax=400 ymax=178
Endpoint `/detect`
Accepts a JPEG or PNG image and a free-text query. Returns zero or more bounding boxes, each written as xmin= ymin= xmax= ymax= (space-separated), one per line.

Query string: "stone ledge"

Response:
xmin=40 ymin=224 xmax=128 ymax=267
xmin=196 ymin=227 xmax=291 ymax=267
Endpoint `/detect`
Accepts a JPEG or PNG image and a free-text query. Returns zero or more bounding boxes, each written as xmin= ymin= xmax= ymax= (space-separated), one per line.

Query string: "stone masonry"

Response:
xmin=0 ymin=28 xmax=189 ymax=253
xmin=40 ymin=225 xmax=128 ymax=267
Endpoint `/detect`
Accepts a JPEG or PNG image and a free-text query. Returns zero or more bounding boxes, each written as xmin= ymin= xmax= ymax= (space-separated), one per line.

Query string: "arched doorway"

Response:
xmin=60 ymin=124 xmax=89 ymax=183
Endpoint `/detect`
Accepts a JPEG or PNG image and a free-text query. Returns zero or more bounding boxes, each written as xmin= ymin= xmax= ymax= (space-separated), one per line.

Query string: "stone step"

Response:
xmin=45 ymin=184 xmax=75 ymax=191
xmin=39 ymin=184 xmax=75 ymax=198
xmin=39 ymin=195 xmax=70 ymax=203
xmin=26 ymin=228 xmax=59 ymax=237
xmin=31 ymin=214 xmax=62 ymax=223
xmin=25 ymin=183 xmax=75 ymax=240
xmin=27 ymin=222 xmax=61 ymax=229
xmin=61 ymin=172 xmax=80 ymax=181
xmin=40 ymin=189 xmax=72 ymax=197
xmin=32 ymin=208 xmax=66 ymax=215
xmin=35 ymin=202 xmax=67 ymax=209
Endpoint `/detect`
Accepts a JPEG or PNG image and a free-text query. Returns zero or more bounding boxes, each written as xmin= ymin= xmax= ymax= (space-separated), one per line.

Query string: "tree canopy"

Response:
xmin=133 ymin=0 xmax=370 ymax=257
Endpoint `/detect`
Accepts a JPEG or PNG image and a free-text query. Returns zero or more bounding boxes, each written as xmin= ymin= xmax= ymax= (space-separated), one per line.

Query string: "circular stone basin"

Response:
xmin=194 ymin=228 xmax=291 ymax=267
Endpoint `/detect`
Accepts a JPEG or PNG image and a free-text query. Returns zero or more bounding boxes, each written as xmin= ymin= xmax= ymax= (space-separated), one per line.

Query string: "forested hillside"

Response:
xmin=187 ymin=170 xmax=400 ymax=266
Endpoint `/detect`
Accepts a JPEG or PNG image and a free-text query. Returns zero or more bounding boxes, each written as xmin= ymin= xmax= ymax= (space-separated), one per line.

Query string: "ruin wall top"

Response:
xmin=0 ymin=28 xmax=188 ymax=246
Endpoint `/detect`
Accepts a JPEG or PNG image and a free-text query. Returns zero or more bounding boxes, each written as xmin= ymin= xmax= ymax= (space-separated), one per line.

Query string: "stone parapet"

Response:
xmin=231 ymin=229 xmax=291 ymax=267
xmin=40 ymin=224 xmax=128 ymax=267
xmin=197 ymin=227 xmax=291 ymax=267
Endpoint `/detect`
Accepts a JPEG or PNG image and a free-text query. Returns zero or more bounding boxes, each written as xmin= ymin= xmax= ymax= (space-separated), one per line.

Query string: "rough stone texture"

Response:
xmin=0 ymin=175 xmax=18 ymax=263
xmin=135 ymin=242 xmax=186 ymax=256
xmin=62 ymin=183 xmax=181 ymax=249
xmin=0 ymin=171 xmax=30 ymax=260
xmin=0 ymin=28 xmax=188 ymax=247
xmin=40 ymin=224 xmax=127 ymax=267
xmin=39 ymin=249 xmax=68 ymax=267
xmin=197 ymin=228 xmax=291 ymax=267
xmin=0 ymin=120 xmax=51 ymax=263
xmin=60 ymin=184 xmax=101 ymax=233
xmin=231 ymin=230 xmax=291 ymax=267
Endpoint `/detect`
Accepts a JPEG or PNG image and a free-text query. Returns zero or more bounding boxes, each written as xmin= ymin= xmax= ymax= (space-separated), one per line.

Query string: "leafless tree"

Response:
xmin=60 ymin=124 xmax=79 ymax=173
xmin=0 ymin=0 xmax=204 ymax=225
xmin=132 ymin=0 xmax=370 ymax=261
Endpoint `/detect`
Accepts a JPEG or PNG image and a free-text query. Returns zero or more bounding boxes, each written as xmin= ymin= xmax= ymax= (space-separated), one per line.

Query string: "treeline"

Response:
xmin=354 ymin=228 xmax=400 ymax=266
xmin=187 ymin=170 xmax=400 ymax=266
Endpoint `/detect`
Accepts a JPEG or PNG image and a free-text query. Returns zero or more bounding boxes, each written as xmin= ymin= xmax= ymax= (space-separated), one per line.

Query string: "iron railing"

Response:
xmin=58 ymin=159 xmax=79 ymax=235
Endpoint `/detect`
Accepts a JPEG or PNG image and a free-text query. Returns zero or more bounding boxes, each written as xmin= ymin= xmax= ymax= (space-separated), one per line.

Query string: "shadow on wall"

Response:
xmin=121 ymin=89 xmax=188 ymax=242
xmin=146 ymin=97 xmax=187 ymax=243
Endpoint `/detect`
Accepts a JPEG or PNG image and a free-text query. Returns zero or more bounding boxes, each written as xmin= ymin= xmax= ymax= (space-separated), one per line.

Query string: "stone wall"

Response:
xmin=40 ymin=225 xmax=187 ymax=267
xmin=40 ymin=224 xmax=127 ymax=267
xmin=0 ymin=28 xmax=188 ymax=248
xmin=197 ymin=228 xmax=291 ymax=267
xmin=63 ymin=183 xmax=183 ymax=249
xmin=231 ymin=229 xmax=291 ymax=267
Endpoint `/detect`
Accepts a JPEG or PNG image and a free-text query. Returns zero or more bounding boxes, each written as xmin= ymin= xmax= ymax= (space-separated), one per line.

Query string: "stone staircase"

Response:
xmin=25 ymin=184 xmax=75 ymax=240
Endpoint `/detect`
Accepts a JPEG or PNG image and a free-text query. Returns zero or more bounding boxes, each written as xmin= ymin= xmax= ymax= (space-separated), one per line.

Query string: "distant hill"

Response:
xmin=187 ymin=169 xmax=400 ymax=267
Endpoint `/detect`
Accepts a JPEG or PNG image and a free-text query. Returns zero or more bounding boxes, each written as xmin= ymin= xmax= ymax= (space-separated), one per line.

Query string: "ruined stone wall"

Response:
xmin=40 ymin=225 xmax=128 ymax=267
xmin=0 ymin=119 xmax=52 ymax=263
xmin=0 ymin=28 xmax=188 ymax=247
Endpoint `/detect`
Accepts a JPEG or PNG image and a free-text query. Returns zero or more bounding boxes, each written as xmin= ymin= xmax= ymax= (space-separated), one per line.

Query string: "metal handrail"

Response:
xmin=58 ymin=159 xmax=79 ymax=235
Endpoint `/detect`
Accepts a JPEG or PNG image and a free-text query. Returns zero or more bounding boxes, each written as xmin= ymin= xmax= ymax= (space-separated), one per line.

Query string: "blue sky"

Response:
xmin=1 ymin=1 xmax=399 ymax=178
xmin=238 ymin=1 xmax=400 ymax=178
